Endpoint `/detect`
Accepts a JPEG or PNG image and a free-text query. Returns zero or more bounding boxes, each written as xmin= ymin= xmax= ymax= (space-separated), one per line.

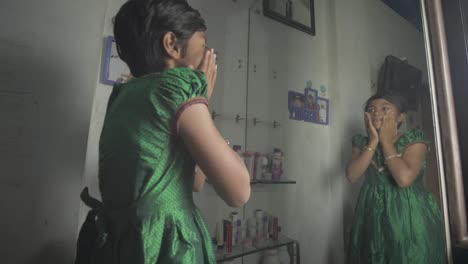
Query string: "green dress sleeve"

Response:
xmin=397 ymin=128 xmax=430 ymax=153
xmin=148 ymin=67 xmax=209 ymax=133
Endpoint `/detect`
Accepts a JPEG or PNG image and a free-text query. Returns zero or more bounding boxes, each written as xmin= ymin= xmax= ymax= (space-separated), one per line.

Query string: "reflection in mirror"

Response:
xmin=242 ymin=0 xmax=449 ymax=263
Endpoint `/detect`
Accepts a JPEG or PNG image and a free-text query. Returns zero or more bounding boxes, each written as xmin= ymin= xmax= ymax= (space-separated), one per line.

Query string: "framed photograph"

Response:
xmin=263 ymin=0 xmax=315 ymax=36
xmin=288 ymin=91 xmax=306 ymax=120
xmin=101 ymin=36 xmax=131 ymax=86
xmin=314 ymin=97 xmax=329 ymax=125
xmin=303 ymin=88 xmax=317 ymax=122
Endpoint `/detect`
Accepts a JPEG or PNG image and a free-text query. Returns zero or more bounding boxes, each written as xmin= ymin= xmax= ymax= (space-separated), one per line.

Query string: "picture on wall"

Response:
xmin=288 ymin=86 xmax=328 ymax=125
xmin=101 ymin=36 xmax=131 ymax=86
xmin=304 ymin=88 xmax=317 ymax=122
xmin=288 ymin=91 xmax=306 ymax=121
xmin=315 ymin=97 xmax=329 ymax=125
xmin=263 ymin=0 xmax=315 ymax=36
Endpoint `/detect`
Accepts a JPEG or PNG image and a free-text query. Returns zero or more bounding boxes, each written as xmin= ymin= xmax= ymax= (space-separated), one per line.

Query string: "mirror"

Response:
xmin=240 ymin=0 xmax=450 ymax=263
xmin=263 ymin=0 xmax=315 ymax=35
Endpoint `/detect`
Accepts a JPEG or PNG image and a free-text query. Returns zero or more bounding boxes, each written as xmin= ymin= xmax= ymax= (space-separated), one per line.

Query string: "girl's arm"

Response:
xmin=379 ymin=114 xmax=427 ymax=187
xmin=345 ymin=143 xmax=377 ymax=183
xmin=179 ymin=104 xmax=250 ymax=208
xmin=381 ymin=142 xmax=427 ymax=188
xmin=346 ymin=113 xmax=379 ymax=183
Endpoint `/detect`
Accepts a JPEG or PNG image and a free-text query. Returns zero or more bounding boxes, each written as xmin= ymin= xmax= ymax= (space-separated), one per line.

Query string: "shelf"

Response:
xmin=250 ymin=179 xmax=296 ymax=185
xmin=216 ymin=234 xmax=298 ymax=262
xmin=207 ymin=179 xmax=297 ymax=186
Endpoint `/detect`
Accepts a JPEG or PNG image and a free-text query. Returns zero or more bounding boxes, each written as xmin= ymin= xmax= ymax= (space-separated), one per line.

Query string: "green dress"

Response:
xmin=347 ymin=129 xmax=446 ymax=264
xmin=97 ymin=67 xmax=216 ymax=263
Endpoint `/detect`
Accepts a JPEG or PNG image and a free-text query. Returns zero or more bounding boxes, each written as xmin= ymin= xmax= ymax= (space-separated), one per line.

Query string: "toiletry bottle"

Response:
xmin=243 ymin=151 xmax=255 ymax=179
xmin=233 ymin=145 xmax=242 ymax=156
xmin=230 ymin=212 xmax=239 ymax=246
xmin=263 ymin=214 xmax=269 ymax=240
xmin=268 ymin=215 xmax=273 ymax=239
xmin=240 ymin=224 xmax=247 ymax=246
xmin=272 ymin=217 xmax=279 ymax=240
xmin=278 ymin=247 xmax=291 ymax=264
xmin=261 ymin=249 xmax=281 ymax=264
xmin=224 ymin=219 xmax=233 ymax=253
xmin=271 ymin=148 xmax=283 ymax=180
xmin=216 ymin=220 xmax=224 ymax=249
xmin=236 ymin=218 xmax=242 ymax=246
xmin=261 ymin=155 xmax=269 ymax=179
xmin=255 ymin=209 xmax=264 ymax=242
xmin=290 ymin=243 xmax=297 ymax=264
xmin=285 ymin=0 xmax=293 ymax=18
xmin=254 ymin=152 xmax=264 ymax=180
xmin=247 ymin=217 xmax=256 ymax=239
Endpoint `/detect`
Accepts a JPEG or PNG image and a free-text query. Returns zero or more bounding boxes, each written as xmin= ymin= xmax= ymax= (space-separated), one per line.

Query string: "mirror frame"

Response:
xmin=423 ymin=0 xmax=467 ymax=261
xmin=262 ymin=0 xmax=316 ymax=36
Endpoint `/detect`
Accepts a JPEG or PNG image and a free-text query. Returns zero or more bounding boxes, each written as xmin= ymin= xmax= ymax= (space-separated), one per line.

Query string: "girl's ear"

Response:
xmin=162 ymin=31 xmax=182 ymax=60
xmin=397 ymin=112 xmax=407 ymax=124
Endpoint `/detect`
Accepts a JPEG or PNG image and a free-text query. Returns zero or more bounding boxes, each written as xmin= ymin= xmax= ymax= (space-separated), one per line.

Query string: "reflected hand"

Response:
xmin=365 ymin=112 xmax=379 ymax=146
xmin=379 ymin=111 xmax=399 ymax=145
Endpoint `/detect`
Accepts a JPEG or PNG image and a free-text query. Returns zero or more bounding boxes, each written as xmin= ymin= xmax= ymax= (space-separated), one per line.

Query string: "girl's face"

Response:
xmin=176 ymin=31 xmax=208 ymax=69
xmin=365 ymin=98 xmax=404 ymax=130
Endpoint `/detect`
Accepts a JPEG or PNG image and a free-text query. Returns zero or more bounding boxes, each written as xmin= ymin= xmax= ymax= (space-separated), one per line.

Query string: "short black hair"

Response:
xmin=114 ymin=0 xmax=206 ymax=77
xmin=364 ymin=92 xmax=409 ymax=113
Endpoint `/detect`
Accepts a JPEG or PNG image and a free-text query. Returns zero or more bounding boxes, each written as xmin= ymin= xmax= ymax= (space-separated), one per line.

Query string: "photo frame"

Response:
xmin=288 ymin=91 xmax=306 ymax=121
xmin=101 ymin=36 xmax=131 ymax=86
xmin=263 ymin=0 xmax=315 ymax=36
xmin=304 ymin=88 xmax=318 ymax=122
xmin=315 ymin=97 xmax=329 ymax=125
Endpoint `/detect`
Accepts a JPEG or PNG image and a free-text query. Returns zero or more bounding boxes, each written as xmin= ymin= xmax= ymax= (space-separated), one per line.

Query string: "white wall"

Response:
xmin=79 ymin=0 xmax=127 ymax=231
xmin=0 ymin=0 xmax=107 ymax=263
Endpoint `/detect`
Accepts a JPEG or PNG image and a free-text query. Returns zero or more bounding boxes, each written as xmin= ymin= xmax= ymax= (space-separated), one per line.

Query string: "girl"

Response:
xmin=75 ymin=0 xmax=250 ymax=263
xmin=346 ymin=93 xmax=446 ymax=264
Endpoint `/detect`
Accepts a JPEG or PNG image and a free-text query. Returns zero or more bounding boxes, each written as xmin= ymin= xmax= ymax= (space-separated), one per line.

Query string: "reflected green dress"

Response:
xmin=97 ymin=67 xmax=215 ymax=263
xmin=347 ymin=129 xmax=446 ymax=264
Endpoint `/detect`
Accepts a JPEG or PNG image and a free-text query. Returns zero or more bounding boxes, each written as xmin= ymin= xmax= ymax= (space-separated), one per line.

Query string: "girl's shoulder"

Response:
xmin=397 ymin=128 xmax=430 ymax=149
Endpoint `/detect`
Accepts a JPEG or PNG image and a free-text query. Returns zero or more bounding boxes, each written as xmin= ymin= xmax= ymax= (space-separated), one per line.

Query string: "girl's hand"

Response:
xmin=379 ymin=111 xmax=399 ymax=145
xmin=365 ymin=112 xmax=379 ymax=146
xmin=197 ymin=49 xmax=217 ymax=99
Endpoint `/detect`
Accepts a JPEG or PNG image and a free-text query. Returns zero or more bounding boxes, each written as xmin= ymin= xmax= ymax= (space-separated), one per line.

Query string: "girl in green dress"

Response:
xmin=346 ymin=93 xmax=446 ymax=264
xmin=75 ymin=1 xmax=251 ymax=263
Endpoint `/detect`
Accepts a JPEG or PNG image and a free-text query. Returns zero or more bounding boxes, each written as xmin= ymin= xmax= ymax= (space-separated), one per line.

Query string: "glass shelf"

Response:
xmin=250 ymin=179 xmax=296 ymax=185
xmin=207 ymin=179 xmax=296 ymax=185
xmin=215 ymin=234 xmax=299 ymax=263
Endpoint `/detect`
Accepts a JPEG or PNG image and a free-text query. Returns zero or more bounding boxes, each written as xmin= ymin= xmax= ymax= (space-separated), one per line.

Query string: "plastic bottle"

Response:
xmin=254 ymin=152 xmax=266 ymax=180
xmin=278 ymin=247 xmax=291 ymax=264
xmin=271 ymin=148 xmax=284 ymax=180
xmin=243 ymin=151 xmax=255 ymax=179
xmin=247 ymin=217 xmax=256 ymax=239
xmin=261 ymin=249 xmax=281 ymax=264
xmin=230 ymin=212 xmax=239 ymax=246
xmin=216 ymin=220 xmax=224 ymax=249
xmin=263 ymin=213 xmax=269 ymax=240
xmin=255 ymin=209 xmax=264 ymax=242
xmin=233 ymin=145 xmax=242 ymax=156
